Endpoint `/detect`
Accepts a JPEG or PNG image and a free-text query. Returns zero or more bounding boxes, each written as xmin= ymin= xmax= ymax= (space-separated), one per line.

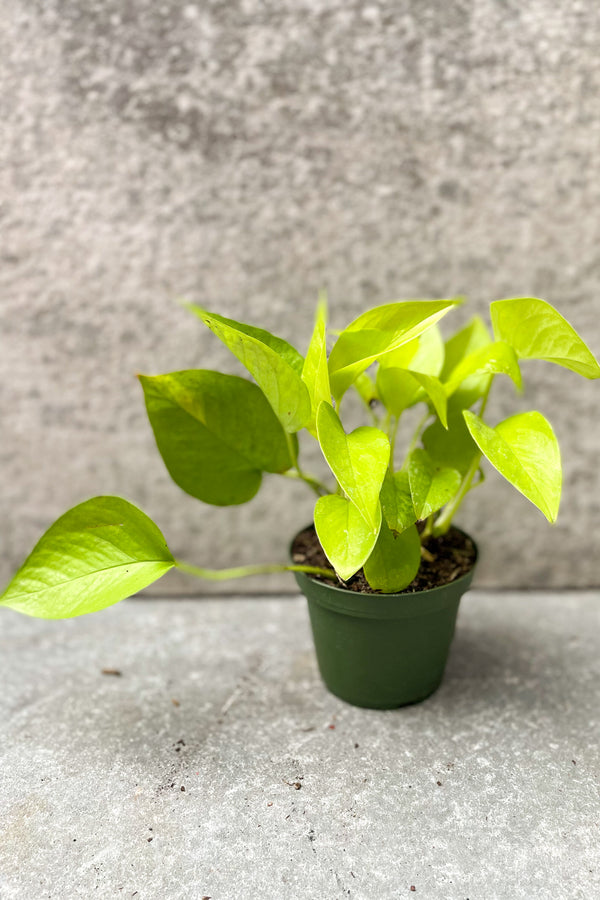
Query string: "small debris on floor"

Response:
xmin=410 ymin=887 xmax=416 ymax=892
xmin=284 ymin=780 xmax=302 ymax=790
xmin=171 ymin=698 xmax=180 ymax=707
xmin=101 ymin=668 xmax=122 ymax=676
xmin=437 ymin=781 xmax=442 ymax=786
xmin=180 ymin=786 xmax=186 ymax=792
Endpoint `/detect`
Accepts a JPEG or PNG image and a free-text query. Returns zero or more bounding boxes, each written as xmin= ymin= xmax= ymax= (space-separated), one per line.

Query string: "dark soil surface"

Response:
xmin=291 ymin=524 xmax=477 ymax=594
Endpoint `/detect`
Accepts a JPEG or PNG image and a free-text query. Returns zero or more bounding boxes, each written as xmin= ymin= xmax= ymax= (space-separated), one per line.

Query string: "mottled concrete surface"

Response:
xmin=0 ymin=591 xmax=598 ymax=899
xmin=1 ymin=1 xmax=600 ymax=590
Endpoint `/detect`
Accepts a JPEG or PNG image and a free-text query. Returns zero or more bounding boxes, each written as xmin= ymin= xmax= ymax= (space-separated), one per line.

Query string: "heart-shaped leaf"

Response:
xmin=464 ymin=409 xmax=562 ymax=522
xmin=363 ymin=522 xmax=421 ymax=592
xmin=408 ymin=448 xmax=462 ymax=519
xmin=316 ymin=402 xmax=389 ymax=530
xmin=301 ymin=294 xmax=331 ymax=437
xmin=187 ymin=306 xmax=311 ymax=432
xmin=379 ymin=470 xmax=418 ymax=533
xmin=328 ymin=299 xmax=459 ymax=401
xmin=490 ymin=297 xmax=600 ymax=379
xmin=0 ymin=497 xmax=174 ymax=619
xmin=314 ymin=494 xmax=381 ymax=581
xmin=140 ymin=370 xmax=294 ymax=506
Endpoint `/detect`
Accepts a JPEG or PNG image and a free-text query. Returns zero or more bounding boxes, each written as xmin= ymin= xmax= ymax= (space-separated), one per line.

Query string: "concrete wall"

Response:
xmin=2 ymin=0 xmax=599 ymax=593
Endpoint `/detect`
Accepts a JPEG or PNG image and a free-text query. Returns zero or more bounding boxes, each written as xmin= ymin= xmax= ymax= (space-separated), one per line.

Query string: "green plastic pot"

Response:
xmin=292 ymin=528 xmax=477 ymax=709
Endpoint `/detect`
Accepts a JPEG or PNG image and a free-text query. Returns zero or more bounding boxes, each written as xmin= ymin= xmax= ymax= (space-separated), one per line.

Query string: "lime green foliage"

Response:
xmin=301 ymin=293 xmax=331 ymax=437
xmin=491 ymin=298 xmax=600 ymax=378
xmin=328 ymin=299 xmax=459 ymax=401
xmin=444 ymin=341 xmax=522 ymax=396
xmin=464 ymin=410 xmax=561 ymax=523
xmin=3 ymin=295 xmax=598 ymax=615
xmin=363 ymin=522 xmax=421 ymax=592
xmin=407 ymin=449 xmax=462 ymax=520
xmin=378 ymin=368 xmax=448 ymax=426
xmin=442 ymin=316 xmax=492 ymax=412
xmin=379 ymin=470 xmax=418 ymax=533
xmin=314 ymin=494 xmax=381 ymax=581
xmin=316 ymin=402 xmax=389 ymax=531
xmin=0 ymin=497 xmax=174 ymax=618
xmin=139 ymin=370 xmax=294 ymax=505
xmin=423 ymin=413 xmax=479 ymax=476
xmin=186 ymin=305 xmax=311 ymax=433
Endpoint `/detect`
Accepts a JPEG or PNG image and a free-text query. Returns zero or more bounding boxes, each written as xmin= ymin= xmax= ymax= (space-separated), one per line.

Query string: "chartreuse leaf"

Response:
xmin=0 ymin=497 xmax=174 ymax=619
xmin=377 ymin=368 xmax=448 ymax=426
xmin=442 ymin=316 xmax=492 ymax=410
xmin=380 ymin=323 xmax=445 ymax=376
xmin=422 ymin=412 xmax=480 ymax=476
xmin=412 ymin=324 xmax=445 ymax=375
xmin=376 ymin=368 xmax=419 ymax=416
xmin=363 ymin=522 xmax=421 ymax=592
xmin=301 ymin=293 xmax=331 ymax=437
xmin=408 ymin=449 xmax=462 ymax=519
xmin=140 ymin=370 xmax=293 ymax=506
xmin=490 ymin=297 xmax=600 ymax=379
xmin=445 ymin=341 xmax=522 ymax=396
xmin=464 ymin=410 xmax=562 ymax=522
xmin=187 ymin=306 xmax=311 ymax=432
xmin=328 ymin=299 xmax=459 ymax=401
xmin=314 ymin=494 xmax=381 ymax=581
xmin=380 ymin=470 xmax=418 ymax=532
xmin=316 ymin=402 xmax=389 ymax=530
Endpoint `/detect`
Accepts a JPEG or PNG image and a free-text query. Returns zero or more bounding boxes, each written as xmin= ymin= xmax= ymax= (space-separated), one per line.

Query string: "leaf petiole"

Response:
xmin=432 ymin=452 xmax=482 ymax=536
xmin=407 ymin=410 xmax=432 ymax=456
xmin=432 ymin=375 xmax=495 ymax=536
xmin=175 ymin=559 xmax=337 ymax=582
xmin=281 ymin=468 xmax=330 ymax=497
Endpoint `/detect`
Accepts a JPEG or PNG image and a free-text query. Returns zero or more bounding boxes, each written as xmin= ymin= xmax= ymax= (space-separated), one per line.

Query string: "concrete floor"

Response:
xmin=0 ymin=590 xmax=598 ymax=900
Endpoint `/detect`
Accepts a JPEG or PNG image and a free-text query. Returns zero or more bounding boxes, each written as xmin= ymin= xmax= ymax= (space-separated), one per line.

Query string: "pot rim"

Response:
xmin=290 ymin=523 xmax=478 ymax=618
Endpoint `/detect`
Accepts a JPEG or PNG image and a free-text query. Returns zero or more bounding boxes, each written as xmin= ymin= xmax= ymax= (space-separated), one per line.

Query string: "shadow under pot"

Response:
xmin=292 ymin=528 xmax=478 ymax=710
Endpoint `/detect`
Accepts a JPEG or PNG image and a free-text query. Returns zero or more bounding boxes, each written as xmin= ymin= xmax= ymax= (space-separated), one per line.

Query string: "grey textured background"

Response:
xmin=1 ymin=0 xmax=599 ymax=592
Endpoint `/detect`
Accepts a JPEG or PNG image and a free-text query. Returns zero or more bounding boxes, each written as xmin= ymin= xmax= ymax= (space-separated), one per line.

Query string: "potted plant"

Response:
xmin=2 ymin=296 xmax=598 ymax=708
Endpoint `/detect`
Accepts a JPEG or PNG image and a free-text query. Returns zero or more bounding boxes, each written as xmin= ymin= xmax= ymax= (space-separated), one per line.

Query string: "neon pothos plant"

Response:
xmin=2 ymin=297 xmax=599 ymax=619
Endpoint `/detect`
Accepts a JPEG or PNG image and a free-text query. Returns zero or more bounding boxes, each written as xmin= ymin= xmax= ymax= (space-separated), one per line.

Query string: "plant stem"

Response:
xmin=407 ymin=410 xmax=431 ymax=456
xmin=421 ymin=514 xmax=435 ymax=539
xmin=432 ymin=375 xmax=495 ymax=536
xmin=433 ymin=452 xmax=481 ymax=535
xmin=285 ymin=431 xmax=299 ymax=469
xmin=388 ymin=415 xmax=399 ymax=471
xmin=175 ymin=559 xmax=337 ymax=582
xmin=479 ymin=375 xmax=494 ymax=418
xmin=282 ymin=468 xmax=329 ymax=497
xmin=283 ymin=431 xmax=329 ymax=497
